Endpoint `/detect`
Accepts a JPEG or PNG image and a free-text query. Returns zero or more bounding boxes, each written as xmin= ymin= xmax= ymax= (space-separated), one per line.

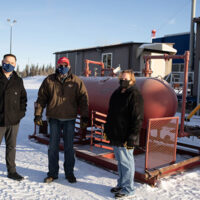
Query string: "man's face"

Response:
xmin=2 ymin=56 xmax=16 ymax=67
xmin=56 ymin=62 xmax=70 ymax=76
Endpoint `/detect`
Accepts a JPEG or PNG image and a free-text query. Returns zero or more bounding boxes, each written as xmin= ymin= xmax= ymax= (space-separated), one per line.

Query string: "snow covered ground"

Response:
xmin=0 ymin=75 xmax=200 ymax=200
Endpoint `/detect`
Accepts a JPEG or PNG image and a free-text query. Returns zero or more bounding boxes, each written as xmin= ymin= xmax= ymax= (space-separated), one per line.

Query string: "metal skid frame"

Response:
xmin=29 ymin=110 xmax=200 ymax=186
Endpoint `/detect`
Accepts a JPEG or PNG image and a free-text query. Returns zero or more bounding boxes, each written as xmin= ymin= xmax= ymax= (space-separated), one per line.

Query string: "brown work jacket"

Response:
xmin=35 ymin=72 xmax=89 ymax=119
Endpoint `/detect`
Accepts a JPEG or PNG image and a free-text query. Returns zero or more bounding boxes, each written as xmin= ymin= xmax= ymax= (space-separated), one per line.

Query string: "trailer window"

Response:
xmin=102 ymin=53 xmax=112 ymax=68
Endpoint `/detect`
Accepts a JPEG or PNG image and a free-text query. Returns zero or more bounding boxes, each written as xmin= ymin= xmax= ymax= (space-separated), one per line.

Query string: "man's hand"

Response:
xmin=34 ymin=115 xmax=43 ymax=126
xmin=103 ymin=133 xmax=109 ymax=141
xmin=80 ymin=117 xmax=89 ymax=130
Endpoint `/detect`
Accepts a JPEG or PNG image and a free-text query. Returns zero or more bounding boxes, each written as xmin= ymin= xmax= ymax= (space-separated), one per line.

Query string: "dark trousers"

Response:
xmin=47 ymin=118 xmax=75 ymax=178
xmin=0 ymin=124 xmax=19 ymax=174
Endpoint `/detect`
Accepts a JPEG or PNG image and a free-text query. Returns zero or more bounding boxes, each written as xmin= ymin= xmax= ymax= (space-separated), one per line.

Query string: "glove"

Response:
xmin=34 ymin=115 xmax=43 ymax=126
xmin=103 ymin=133 xmax=109 ymax=141
xmin=124 ymin=141 xmax=134 ymax=150
xmin=80 ymin=117 xmax=89 ymax=129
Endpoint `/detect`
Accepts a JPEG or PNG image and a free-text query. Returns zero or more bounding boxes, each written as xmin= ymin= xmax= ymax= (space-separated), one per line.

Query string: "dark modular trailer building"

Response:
xmin=54 ymin=42 xmax=144 ymax=76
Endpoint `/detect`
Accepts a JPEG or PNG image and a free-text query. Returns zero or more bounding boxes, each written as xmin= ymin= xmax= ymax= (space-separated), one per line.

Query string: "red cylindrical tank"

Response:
xmin=81 ymin=76 xmax=178 ymax=128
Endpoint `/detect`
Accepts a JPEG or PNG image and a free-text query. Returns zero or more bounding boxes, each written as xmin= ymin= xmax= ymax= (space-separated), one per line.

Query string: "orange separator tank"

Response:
xmin=81 ymin=76 xmax=178 ymax=128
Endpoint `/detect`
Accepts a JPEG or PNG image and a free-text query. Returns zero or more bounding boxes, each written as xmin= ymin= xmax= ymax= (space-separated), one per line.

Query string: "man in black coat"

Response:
xmin=105 ymin=70 xmax=144 ymax=199
xmin=0 ymin=54 xmax=27 ymax=181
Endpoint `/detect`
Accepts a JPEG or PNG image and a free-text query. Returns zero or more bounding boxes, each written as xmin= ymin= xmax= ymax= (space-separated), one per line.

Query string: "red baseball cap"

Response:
xmin=57 ymin=57 xmax=70 ymax=66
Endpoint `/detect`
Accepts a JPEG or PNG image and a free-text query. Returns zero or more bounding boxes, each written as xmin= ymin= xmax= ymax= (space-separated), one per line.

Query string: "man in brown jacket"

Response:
xmin=34 ymin=57 xmax=89 ymax=183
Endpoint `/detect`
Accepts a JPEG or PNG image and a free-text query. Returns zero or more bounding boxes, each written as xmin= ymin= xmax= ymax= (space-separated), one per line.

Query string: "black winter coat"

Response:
xmin=105 ymin=85 xmax=144 ymax=147
xmin=0 ymin=68 xmax=27 ymax=126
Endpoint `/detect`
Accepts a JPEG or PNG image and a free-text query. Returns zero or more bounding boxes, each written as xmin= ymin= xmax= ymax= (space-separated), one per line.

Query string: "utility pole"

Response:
xmin=189 ymin=0 xmax=196 ymax=71
xmin=7 ymin=19 xmax=17 ymax=54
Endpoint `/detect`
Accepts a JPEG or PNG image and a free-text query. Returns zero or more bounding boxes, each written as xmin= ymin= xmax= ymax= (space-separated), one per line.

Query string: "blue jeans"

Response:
xmin=47 ymin=118 xmax=75 ymax=178
xmin=113 ymin=146 xmax=134 ymax=195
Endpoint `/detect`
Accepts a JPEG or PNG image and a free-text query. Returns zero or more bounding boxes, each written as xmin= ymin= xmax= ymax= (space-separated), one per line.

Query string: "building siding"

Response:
xmin=54 ymin=43 xmax=144 ymax=76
